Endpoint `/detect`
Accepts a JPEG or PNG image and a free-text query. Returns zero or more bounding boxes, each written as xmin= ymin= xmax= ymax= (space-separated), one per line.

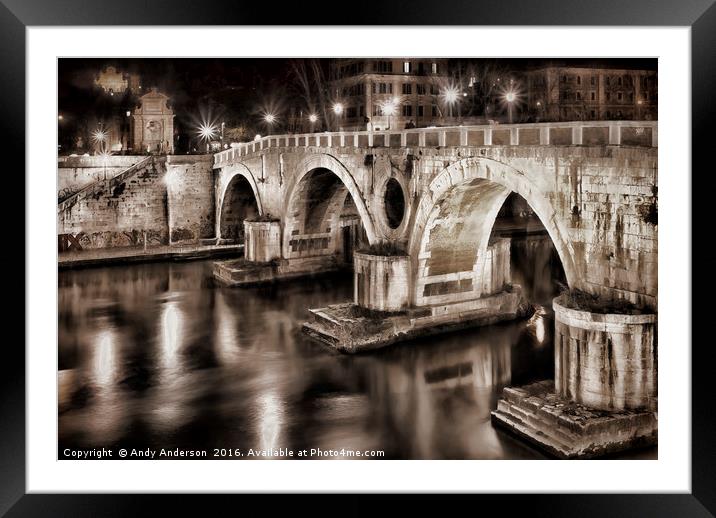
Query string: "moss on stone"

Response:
xmin=557 ymin=289 xmax=649 ymax=315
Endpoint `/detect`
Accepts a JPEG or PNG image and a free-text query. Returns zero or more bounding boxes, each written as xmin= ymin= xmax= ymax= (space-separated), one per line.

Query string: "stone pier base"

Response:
xmin=303 ymin=286 xmax=529 ymax=353
xmin=491 ymin=380 xmax=657 ymax=459
xmin=213 ymin=255 xmax=340 ymax=286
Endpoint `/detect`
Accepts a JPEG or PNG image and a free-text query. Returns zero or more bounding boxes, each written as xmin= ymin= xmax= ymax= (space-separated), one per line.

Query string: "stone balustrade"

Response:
xmin=213 ymin=121 xmax=658 ymax=166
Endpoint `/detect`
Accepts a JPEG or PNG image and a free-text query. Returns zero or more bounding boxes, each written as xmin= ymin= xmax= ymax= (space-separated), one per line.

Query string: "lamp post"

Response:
xmin=505 ymin=91 xmax=516 ymax=124
xmin=332 ymin=103 xmax=343 ymax=131
xmin=308 ymin=113 xmax=318 ymax=133
xmin=264 ymin=113 xmax=276 ymax=135
xmin=381 ymin=97 xmax=399 ymax=130
xmin=442 ymin=86 xmax=459 ymax=124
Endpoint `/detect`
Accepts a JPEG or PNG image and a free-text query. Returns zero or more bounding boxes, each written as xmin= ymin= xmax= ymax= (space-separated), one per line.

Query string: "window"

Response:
xmin=402 ymin=83 xmax=412 ymax=95
xmin=372 ymin=105 xmax=381 ymax=116
xmin=562 ymin=75 xmax=567 ymax=82
xmin=430 ymin=84 xmax=439 ymax=95
xmin=403 ymin=61 xmax=411 ymax=73
xmin=402 ymin=105 xmax=412 ymax=117
xmin=376 ymin=83 xmax=392 ymax=94
xmin=431 ymin=62 xmax=438 ymax=74
xmin=373 ymin=60 xmax=392 ymax=73
xmin=590 ymin=110 xmax=596 ymax=119
xmin=628 ymin=92 xmax=634 ymax=102
xmin=606 ymin=92 xmax=611 ymax=101
xmin=359 ymin=105 xmax=364 ymax=117
xmin=606 ymin=76 xmax=610 ymax=86
xmin=590 ymin=76 xmax=596 ymax=86
xmin=644 ymin=92 xmax=649 ymax=100
xmin=432 ymin=105 xmax=438 ymax=117
xmin=591 ymin=91 xmax=596 ymax=101
xmin=576 ymin=92 xmax=582 ymax=101
xmin=618 ymin=76 xmax=623 ymax=86
xmin=417 ymin=105 xmax=425 ymax=117
xmin=577 ymin=75 xmax=581 ymax=85
xmin=416 ymin=84 xmax=426 ymax=95
xmin=617 ymin=92 xmax=623 ymax=101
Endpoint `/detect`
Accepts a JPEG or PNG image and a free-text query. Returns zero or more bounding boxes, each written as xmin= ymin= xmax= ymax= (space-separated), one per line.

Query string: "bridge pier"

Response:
xmin=212 ymin=219 xmax=344 ymax=286
xmin=491 ymin=294 xmax=657 ymax=458
xmin=302 ymin=238 xmax=531 ymax=353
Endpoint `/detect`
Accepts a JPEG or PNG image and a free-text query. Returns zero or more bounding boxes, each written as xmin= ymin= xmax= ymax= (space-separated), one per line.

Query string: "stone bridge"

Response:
xmin=212 ymin=120 xmax=659 ymax=456
xmin=212 ymin=120 xmax=657 ymax=309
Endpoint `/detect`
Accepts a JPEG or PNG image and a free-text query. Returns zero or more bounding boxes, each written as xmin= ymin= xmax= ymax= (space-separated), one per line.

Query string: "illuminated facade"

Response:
xmin=328 ymin=58 xmax=450 ymax=130
xmin=524 ymin=66 xmax=657 ymax=122
xmin=133 ymin=89 xmax=175 ymax=154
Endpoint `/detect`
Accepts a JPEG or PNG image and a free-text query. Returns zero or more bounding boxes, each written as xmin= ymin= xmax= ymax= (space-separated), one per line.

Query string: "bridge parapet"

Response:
xmin=213 ymin=120 xmax=657 ymax=167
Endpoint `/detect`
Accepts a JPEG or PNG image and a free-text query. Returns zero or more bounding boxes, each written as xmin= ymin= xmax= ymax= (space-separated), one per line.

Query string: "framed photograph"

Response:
xmin=6 ymin=0 xmax=713 ymax=513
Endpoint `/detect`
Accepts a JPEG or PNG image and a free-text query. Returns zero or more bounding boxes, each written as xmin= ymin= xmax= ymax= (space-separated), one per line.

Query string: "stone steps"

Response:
xmin=492 ymin=380 xmax=658 ymax=459
xmin=491 ymin=409 xmax=573 ymax=459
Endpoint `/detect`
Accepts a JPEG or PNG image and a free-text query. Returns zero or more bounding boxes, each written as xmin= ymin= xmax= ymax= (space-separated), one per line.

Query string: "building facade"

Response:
xmin=328 ymin=58 xmax=450 ymax=130
xmin=524 ymin=66 xmax=657 ymax=122
xmin=132 ymin=88 xmax=175 ymax=154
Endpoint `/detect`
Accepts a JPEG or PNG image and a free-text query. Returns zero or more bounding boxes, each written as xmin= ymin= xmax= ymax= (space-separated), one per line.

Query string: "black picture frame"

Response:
xmin=4 ymin=0 xmax=713 ymax=514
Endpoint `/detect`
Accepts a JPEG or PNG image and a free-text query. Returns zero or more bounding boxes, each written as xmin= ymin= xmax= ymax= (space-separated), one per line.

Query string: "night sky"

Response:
xmin=58 ymin=58 xmax=656 ymax=152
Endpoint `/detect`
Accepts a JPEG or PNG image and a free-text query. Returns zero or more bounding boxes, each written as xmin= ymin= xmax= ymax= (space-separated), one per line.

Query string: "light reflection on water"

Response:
xmin=57 ymin=256 xmax=654 ymax=460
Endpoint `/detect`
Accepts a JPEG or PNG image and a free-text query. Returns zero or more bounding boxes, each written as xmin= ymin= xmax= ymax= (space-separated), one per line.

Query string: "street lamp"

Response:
xmin=504 ymin=90 xmax=517 ymax=124
xmin=441 ymin=86 xmax=459 ymax=120
xmin=264 ymin=113 xmax=276 ymax=135
xmin=381 ymin=98 xmax=398 ymax=130
xmin=308 ymin=113 xmax=318 ymax=132
xmin=197 ymin=123 xmax=217 ymax=153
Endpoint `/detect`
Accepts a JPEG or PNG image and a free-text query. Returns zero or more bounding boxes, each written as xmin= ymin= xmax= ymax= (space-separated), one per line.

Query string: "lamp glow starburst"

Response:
xmin=197 ymin=123 xmax=218 ymax=142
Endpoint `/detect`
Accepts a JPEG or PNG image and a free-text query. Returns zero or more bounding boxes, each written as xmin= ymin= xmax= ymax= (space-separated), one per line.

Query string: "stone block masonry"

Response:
xmin=166 ymin=155 xmax=215 ymax=243
xmin=58 ymin=155 xmax=215 ymax=251
xmin=58 ymin=156 xmax=145 ymax=199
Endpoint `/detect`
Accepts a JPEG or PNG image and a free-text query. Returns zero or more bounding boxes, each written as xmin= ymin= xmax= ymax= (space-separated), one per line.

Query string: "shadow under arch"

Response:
xmin=281 ymin=153 xmax=378 ymax=259
xmin=217 ymin=164 xmax=263 ymax=242
xmin=407 ymin=156 xmax=578 ymax=306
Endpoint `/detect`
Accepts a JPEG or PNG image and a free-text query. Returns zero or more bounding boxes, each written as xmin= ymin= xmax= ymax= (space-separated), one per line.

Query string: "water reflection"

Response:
xmin=57 ymin=259 xmax=653 ymax=460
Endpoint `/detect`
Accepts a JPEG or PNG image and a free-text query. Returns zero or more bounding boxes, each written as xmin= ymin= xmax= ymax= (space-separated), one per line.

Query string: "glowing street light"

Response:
xmin=332 ymin=102 xmax=344 ymax=115
xmin=504 ymin=89 xmax=518 ymax=123
xmin=262 ymin=113 xmax=277 ymax=135
xmin=308 ymin=113 xmax=318 ymax=123
xmin=381 ymin=98 xmax=399 ymax=130
xmin=92 ymin=128 xmax=108 ymax=144
xmin=197 ymin=123 xmax=217 ymax=142
xmin=441 ymin=86 xmax=460 ymax=119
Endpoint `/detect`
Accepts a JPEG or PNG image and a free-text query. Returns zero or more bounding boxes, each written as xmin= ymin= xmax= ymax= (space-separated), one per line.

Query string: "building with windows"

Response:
xmin=328 ymin=58 xmax=450 ymax=130
xmin=524 ymin=66 xmax=657 ymax=122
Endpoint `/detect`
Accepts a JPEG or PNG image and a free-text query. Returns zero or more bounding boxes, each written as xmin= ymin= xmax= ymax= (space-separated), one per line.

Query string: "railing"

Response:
xmin=58 ymin=156 xmax=154 ymax=213
xmin=213 ymin=120 xmax=657 ymax=166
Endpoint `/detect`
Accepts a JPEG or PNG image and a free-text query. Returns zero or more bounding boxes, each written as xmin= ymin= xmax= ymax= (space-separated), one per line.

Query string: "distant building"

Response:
xmin=328 ymin=58 xmax=450 ymax=130
xmin=132 ymin=88 xmax=174 ymax=154
xmin=94 ymin=65 xmax=142 ymax=96
xmin=524 ymin=66 xmax=657 ymax=122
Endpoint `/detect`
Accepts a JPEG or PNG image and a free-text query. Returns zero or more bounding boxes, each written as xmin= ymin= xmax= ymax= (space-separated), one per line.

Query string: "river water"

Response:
xmin=58 ymin=235 xmax=655 ymax=460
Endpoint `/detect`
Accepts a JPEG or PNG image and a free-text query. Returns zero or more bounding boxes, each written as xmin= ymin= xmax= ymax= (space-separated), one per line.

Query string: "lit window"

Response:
xmin=431 ymin=63 xmax=438 ymax=74
xmin=404 ymin=61 xmax=411 ymax=73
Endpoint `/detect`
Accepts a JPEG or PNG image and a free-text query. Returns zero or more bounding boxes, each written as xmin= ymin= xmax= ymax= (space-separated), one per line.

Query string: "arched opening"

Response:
xmin=283 ymin=167 xmax=369 ymax=268
xmin=412 ymin=163 xmax=572 ymax=310
xmin=219 ymin=174 xmax=260 ymax=243
xmin=384 ymin=178 xmax=405 ymax=229
xmin=491 ymin=192 xmax=567 ymax=305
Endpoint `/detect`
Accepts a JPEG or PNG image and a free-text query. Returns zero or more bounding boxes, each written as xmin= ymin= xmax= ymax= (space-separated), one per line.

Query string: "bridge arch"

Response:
xmin=282 ymin=153 xmax=378 ymax=259
xmin=408 ymin=156 xmax=577 ymax=306
xmin=217 ymin=164 xmax=263 ymax=242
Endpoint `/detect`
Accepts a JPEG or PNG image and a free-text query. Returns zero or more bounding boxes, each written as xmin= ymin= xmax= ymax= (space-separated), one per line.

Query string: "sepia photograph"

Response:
xmin=57 ymin=56 xmax=658 ymax=462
